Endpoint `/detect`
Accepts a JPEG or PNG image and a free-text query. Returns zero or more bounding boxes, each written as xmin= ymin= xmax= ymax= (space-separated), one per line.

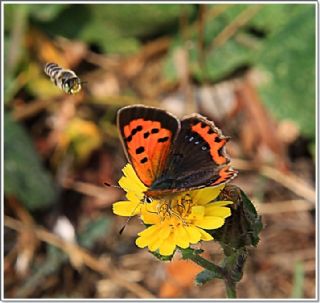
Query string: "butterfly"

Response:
xmin=117 ymin=105 xmax=237 ymax=200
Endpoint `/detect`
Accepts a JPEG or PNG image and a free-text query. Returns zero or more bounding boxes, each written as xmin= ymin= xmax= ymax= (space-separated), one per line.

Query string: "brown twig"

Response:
xmin=6 ymin=197 xmax=39 ymax=276
xmin=256 ymin=199 xmax=314 ymax=215
xmin=11 ymin=94 xmax=69 ymax=121
xmin=4 ymin=215 xmax=155 ymax=298
xmin=12 ymin=98 xmax=52 ymax=121
xmin=210 ymin=5 xmax=262 ymax=50
xmin=233 ymin=159 xmax=315 ymax=203
xmin=62 ymin=179 xmax=120 ymax=206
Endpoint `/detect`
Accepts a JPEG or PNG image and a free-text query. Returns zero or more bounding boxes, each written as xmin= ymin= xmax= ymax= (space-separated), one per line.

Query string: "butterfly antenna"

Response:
xmin=104 ymin=182 xmax=121 ymax=189
xmin=118 ymin=201 xmax=142 ymax=235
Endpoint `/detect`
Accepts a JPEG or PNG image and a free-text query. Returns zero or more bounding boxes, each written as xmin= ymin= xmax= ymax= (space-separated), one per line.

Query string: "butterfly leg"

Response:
xmin=157 ymin=201 xmax=174 ymax=220
xmin=157 ymin=198 xmax=187 ymax=223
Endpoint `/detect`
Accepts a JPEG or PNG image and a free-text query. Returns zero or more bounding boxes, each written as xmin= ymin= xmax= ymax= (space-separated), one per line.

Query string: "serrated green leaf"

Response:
xmin=211 ymin=185 xmax=263 ymax=252
xmin=4 ymin=112 xmax=57 ymax=210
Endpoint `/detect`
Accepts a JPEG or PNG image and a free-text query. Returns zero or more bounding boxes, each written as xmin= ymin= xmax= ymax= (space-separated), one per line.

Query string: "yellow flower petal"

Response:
xmin=137 ymin=224 xmax=160 ymax=237
xmin=147 ymin=233 xmax=163 ymax=251
xmin=112 ymin=201 xmax=141 ymax=216
xmin=119 ymin=164 xmax=147 ymax=194
xmin=190 ymin=185 xmax=225 ymax=205
xmin=136 ymin=224 xmax=173 ymax=252
xmin=125 ymin=192 xmax=143 ymax=203
xmin=148 ymin=226 xmax=172 ymax=251
xmin=174 ymin=226 xmax=190 ymax=248
xmin=194 ymin=216 xmax=225 ymax=229
xmin=148 ymin=238 xmax=163 ymax=252
xmin=199 ymin=228 xmax=214 ymax=241
xmin=158 ymin=234 xmax=176 ymax=256
xmin=140 ymin=210 xmax=161 ymax=224
xmin=136 ymin=225 xmax=162 ymax=248
xmin=184 ymin=225 xmax=202 ymax=243
xmin=191 ymin=206 xmax=205 ymax=217
xmin=136 ymin=236 xmax=149 ymax=248
xmin=209 ymin=201 xmax=233 ymax=207
xmin=205 ymin=205 xmax=231 ymax=218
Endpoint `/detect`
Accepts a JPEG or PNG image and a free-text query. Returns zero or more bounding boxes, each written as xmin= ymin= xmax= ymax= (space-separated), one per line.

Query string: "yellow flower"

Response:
xmin=113 ymin=164 xmax=233 ymax=256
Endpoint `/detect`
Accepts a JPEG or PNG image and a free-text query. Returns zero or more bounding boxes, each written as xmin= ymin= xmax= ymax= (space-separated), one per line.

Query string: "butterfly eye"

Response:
xmin=144 ymin=196 xmax=153 ymax=203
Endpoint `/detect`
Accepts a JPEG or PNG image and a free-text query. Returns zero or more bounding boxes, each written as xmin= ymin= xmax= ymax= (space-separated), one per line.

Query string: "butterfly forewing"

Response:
xmin=147 ymin=114 xmax=237 ymax=196
xmin=117 ymin=105 xmax=180 ymax=187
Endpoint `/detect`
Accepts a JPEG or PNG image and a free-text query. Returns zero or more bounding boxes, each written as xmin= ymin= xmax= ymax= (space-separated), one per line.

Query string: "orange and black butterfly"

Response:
xmin=117 ymin=105 xmax=237 ymax=200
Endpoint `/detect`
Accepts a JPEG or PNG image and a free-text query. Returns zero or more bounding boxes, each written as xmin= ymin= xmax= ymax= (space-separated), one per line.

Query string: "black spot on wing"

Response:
xmin=217 ymin=146 xmax=224 ymax=157
xmin=131 ymin=125 xmax=143 ymax=136
xmin=136 ymin=146 xmax=145 ymax=154
xmin=151 ymin=128 xmax=159 ymax=134
xmin=140 ymin=157 xmax=148 ymax=164
xmin=158 ymin=136 xmax=169 ymax=143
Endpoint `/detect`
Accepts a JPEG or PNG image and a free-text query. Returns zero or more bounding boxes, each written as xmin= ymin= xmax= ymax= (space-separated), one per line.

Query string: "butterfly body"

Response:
xmin=117 ymin=105 xmax=237 ymax=199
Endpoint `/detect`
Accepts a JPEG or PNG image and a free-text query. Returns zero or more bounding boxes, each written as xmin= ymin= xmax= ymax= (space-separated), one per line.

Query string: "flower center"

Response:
xmin=157 ymin=193 xmax=193 ymax=223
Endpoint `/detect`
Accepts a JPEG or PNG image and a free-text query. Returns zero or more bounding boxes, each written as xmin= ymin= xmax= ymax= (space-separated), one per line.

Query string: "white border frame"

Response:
xmin=1 ymin=1 xmax=318 ymax=302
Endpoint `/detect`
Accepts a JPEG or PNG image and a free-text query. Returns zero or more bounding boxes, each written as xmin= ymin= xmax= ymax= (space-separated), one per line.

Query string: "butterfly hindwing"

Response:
xmin=147 ymin=114 xmax=237 ymax=195
xmin=117 ymin=105 xmax=180 ymax=187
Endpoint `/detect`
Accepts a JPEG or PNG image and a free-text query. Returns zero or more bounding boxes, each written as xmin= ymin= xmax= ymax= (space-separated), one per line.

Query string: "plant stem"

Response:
xmin=225 ymin=280 xmax=237 ymax=298
xmin=180 ymin=248 xmax=225 ymax=279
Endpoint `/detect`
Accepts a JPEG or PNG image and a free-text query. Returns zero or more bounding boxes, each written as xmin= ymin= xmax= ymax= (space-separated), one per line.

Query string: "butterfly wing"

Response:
xmin=147 ymin=114 xmax=237 ymax=196
xmin=117 ymin=105 xmax=180 ymax=187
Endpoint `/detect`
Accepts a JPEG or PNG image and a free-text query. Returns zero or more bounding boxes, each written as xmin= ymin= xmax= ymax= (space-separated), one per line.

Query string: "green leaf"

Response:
xmin=211 ymin=185 xmax=263 ymax=252
xmin=180 ymin=247 xmax=204 ymax=257
xmin=250 ymin=4 xmax=307 ymax=33
xmin=35 ymin=4 xmax=195 ymax=55
xmin=201 ymin=39 xmax=255 ymax=81
xmin=34 ymin=5 xmax=91 ymax=40
xmin=29 ymin=4 xmax=69 ymax=21
xmin=222 ymin=247 xmax=247 ymax=283
xmin=163 ymin=5 xmax=257 ymax=82
xmin=151 ymin=250 xmax=174 ymax=261
xmin=78 ymin=216 xmax=111 ymax=249
xmin=256 ymin=5 xmax=315 ymax=139
xmin=4 ymin=111 xmax=57 ymax=210
xmin=196 ymin=269 xmax=222 ymax=286
xmin=291 ymin=260 xmax=304 ymax=298
xmin=180 ymin=247 xmax=224 ymax=279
